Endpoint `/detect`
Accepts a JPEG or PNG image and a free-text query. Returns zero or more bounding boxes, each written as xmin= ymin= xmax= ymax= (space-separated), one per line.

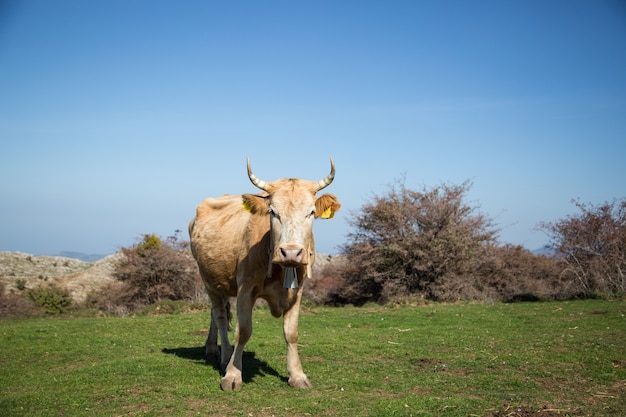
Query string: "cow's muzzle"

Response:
xmin=276 ymin=244 xmax=306 ymax=266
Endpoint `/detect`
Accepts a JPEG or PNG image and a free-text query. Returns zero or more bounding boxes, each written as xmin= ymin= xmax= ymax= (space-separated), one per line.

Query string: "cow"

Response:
xmin=188 ymin=157 xmax=340 ymax=391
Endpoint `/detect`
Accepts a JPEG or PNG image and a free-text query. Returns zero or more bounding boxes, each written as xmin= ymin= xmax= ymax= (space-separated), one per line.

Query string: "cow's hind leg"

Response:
xmin=205 ymin=299 xmax=233 ymax=364
xmin=207 ymin=295 xmax=233 ymax=371
xmin=204 ymin=309 xmax=219 ymax=362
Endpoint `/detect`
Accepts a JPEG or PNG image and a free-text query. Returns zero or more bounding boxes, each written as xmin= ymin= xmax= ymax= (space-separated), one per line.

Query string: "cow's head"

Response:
xmin=242 ymin=157 xmax=341 ymax=267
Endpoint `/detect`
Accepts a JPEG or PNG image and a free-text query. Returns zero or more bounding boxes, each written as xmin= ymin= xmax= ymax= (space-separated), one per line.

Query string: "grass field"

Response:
xmin=1 ymin=300 xmax=624 ymax=416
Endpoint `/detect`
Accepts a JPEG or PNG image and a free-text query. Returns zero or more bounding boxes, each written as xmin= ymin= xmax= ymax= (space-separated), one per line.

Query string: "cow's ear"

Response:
xmin=315 ymin=194 xmax=341 ymax=219
xmin=242 ymin=194 xmax=269 ymax=215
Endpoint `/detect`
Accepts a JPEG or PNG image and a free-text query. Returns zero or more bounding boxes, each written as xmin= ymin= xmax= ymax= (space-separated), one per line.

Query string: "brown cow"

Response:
xmin=189 ymin=157 xmax=340 ymax=391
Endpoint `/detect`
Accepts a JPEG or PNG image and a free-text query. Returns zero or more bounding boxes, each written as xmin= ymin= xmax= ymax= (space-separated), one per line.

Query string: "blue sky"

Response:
xmin=1 ymin=0 xmax=625 ymax=256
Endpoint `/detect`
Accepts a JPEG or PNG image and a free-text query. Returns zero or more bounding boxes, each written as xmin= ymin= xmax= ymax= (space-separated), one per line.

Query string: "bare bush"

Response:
xmin=539 ymin=198 xmax=626 ymax=297
xmin=477 ymin=244 xmax=566 ymax=301
xmin=304 ymin=257 xmax=347 ymax=305
xmin=331 ymin=178 xmax=498 ymax=304
xmin=84 ymin=280 xmax=135 ymax=316
xmin=89 ymin=231 xmax=205 ymax=313
xmin=0 ymin=281 xmax=45 ymax=318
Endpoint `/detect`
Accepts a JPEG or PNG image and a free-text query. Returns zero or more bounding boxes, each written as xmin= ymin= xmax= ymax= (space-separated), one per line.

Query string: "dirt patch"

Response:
xmin=409 ymin=357 xmax=453 ymax=373
xmin=485 ymin=403 xmax=576 ymax=416
xmin=188 ymin=330 xmax=208 ymax=336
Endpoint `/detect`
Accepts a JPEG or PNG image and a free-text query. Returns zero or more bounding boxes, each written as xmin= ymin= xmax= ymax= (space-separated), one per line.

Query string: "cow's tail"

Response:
xmin=226 ymin=299 xmax=233 ymax=330
xmin=188 ymin=217 xmax=198 ymax=260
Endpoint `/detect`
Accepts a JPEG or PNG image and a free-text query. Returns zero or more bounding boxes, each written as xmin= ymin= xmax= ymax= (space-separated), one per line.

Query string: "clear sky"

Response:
xmin=1 ymin=0 xmax=625 ymax=256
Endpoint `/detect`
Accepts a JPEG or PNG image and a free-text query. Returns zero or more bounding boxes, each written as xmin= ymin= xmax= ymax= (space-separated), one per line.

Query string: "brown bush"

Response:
xmin=539 ymin=198 xmax=626 ymax=297
xmin=305 ymin=258 xmax=348 ymax=305
xmin=329 ymin=179 xmax=498 ymax=304
xmin=478 ymin=244 xmax=567 ymax=302
xmin=313 ymin=178 xmax=590 ymax=305
xmin=319 ymin=244 xmax=568 ymax=305
xmin=0 ymin=282 xmax=45 ymax=318
xmin=84 ymin=280 xmax=136 ymax=316
xmin=89 ymin=231 xmax=205 ymax=313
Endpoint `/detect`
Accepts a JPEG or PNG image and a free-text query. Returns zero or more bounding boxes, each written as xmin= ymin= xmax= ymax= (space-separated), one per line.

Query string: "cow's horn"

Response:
xmin=247 ymin=157 xmax=270 ymax=191
xmin=315 ymin=157 xmax=335 ymax=191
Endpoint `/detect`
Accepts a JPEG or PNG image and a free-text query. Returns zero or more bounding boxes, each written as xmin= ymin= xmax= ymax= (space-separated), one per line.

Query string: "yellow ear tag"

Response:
xmin=321 ymin=207 xmax=334 ymax=219
xmin=242 ymin=201 xmax=252 ymax=213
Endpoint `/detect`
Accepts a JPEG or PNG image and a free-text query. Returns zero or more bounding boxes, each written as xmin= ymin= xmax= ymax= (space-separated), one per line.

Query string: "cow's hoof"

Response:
xmin=221 ymin=375 xmax=242 ymax=391
xmin=288 ymin=375 xmax=312 ymax=389
xmin=205 ymin=346 xmax=220 ymax=362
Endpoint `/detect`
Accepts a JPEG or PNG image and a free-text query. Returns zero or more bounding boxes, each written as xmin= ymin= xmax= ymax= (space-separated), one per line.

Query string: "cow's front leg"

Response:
xmin=221 ymin=291 xmax=253 ymax=391
xmin=283 ymin=288 xmax=312 ymax=388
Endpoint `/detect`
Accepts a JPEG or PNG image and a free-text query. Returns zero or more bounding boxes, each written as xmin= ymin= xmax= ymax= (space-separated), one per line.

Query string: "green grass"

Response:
xmin=1 ymin=300 xmax=624 ymax=416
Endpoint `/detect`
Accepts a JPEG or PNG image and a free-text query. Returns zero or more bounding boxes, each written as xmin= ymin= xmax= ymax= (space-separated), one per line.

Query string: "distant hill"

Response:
xmin=0 ymin=251 xmax=121 ymax=303
xmin=532 ymin=246 xmax=556 ymax=256
xmin=53 ymin=251 xmax=108 ymax=262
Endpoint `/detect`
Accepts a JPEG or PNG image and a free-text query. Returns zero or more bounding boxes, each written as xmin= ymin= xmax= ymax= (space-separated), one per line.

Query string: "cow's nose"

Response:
xmin=279 ymin=247 xmax=304 ymax=264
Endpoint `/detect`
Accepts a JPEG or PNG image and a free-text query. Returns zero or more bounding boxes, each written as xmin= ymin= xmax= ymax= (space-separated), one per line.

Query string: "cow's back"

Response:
xmin=189 ymin=194 xmax=268 ymax=297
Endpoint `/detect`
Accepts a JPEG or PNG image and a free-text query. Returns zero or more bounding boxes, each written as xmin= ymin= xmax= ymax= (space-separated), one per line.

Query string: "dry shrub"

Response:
xmin=88 ymin=231 xmax=205 ymax=314
xmin=315 ymin=178 xmax=583 ymax=306
xmin=424 ymin=272 xmax=485 ymax=302
xmin=478 ymin=244 xmax=566 ymax=302
xmin=84 ymin=280 xmax=135 ymax=316
xmin=0 ymin=282 xmax=45 ymax=318
xmin=329 ymin=178 xmax=498 ymax=304
xmin=539 ymin=198 xmax=626 ymax=297
xmin=305 ymin=259 xmax=347 ymax=305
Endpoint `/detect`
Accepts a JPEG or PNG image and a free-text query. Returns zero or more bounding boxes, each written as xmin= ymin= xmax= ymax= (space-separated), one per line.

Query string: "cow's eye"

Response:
xmin=308 ymin=209 xmax=316 ymax=218
xmin=269 ymin=207 xmax=280 ymax=220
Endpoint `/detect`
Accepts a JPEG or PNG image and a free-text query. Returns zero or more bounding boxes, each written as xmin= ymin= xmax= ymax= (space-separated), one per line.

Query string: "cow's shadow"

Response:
xmin=162 ymin=346 xmax=288 ymax=384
